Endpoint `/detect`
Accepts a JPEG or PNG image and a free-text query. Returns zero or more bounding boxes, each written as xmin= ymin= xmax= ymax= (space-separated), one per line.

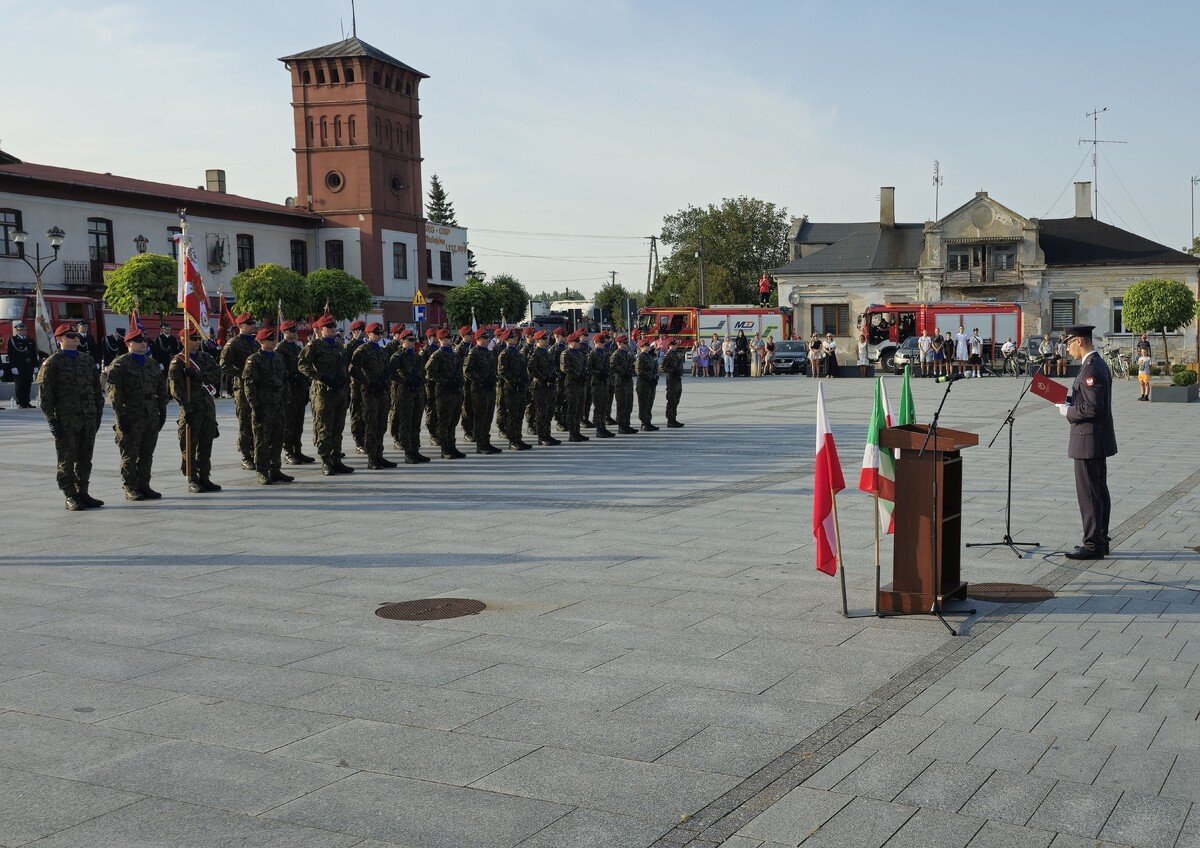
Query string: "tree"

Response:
xmin=594 ymin=281 xmax=633 ymax=329
xmin=305 ymin=268 xmax=373 ymax=321
xmin=230 ymin=264 xmax=308 ymax=321
xmin=657 ymin=196 xmax=790 ymax=306
xmin=490 ymin=273 xmax=530 ymax=324
xmin=103 ymin=253 xmax=178 ymax=314
xmin=1121 ymin=277 xmax=1197 ymax=369
xmin=445 ymin=279 xmax=502 ymax=327
xmin=1184 ymin=236 xmax=1199 ymax=256
xmin=426 ymin=174 xmax=458 ymax=226
xmin=531 ymin=288 xmax=584 ymax=303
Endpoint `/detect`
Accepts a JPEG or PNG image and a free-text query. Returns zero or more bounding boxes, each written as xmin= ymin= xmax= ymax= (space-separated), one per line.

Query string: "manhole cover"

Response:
xmin=966 ymin=583 xmax=1055 ymax=604
xmin=375 ymin=598 xmax=486 ymax=621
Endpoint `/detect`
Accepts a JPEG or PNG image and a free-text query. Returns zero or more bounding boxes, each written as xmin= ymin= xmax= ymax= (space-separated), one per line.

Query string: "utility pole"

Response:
xmin=932 ymin=160 xmax=944 ymax=220
xmin=1078 ymin=108 xmax=1126 ymax=221
xmin=1190 ymin=175 xmax=1199 ymax=249
xmin=645 ymin=235 xmax=658 ymax=299
xmin=695 ymin=236 xmax=706 ymax=307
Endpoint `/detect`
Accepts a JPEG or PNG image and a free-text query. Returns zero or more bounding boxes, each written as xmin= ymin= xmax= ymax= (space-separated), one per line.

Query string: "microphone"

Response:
xmin=1028 ymin=355 xmax=1059 ymax=364
xmin=935 ymin=372 xmax=966 ymax=384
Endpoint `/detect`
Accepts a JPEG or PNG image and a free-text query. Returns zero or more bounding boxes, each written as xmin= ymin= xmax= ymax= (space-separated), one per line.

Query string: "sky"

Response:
xmin=4 ymin=0 xmax=1199 ymax=297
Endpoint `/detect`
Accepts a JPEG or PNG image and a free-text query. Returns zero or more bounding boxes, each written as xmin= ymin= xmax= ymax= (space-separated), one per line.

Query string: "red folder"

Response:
xmin=1030 ymin=370 xmax=1068 ymax=404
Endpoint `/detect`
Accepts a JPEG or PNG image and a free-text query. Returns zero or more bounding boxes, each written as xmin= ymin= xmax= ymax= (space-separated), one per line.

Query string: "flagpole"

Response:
xmin=831 ymin=491 xmax=849 ymax=617
xmin=180 ymin=211 xmax=193 ymax=487
xmin=872 ymin=494 xmax=882 ymax=613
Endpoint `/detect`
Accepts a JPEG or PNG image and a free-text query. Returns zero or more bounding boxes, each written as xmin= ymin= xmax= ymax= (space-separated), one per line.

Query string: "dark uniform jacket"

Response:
xmin=609 ymin=347 xmax=634 ymax=388
xmin=220 ymin=334 xmax=259 ymax=387
xmin=662 ymin=349 xmax=686 ymax=380
xmin=390 ymin=347 xmax=424 ymax=395
xmin=588 ymin=347 xmax=611 ymax=386
xmin=151 ymin=333 xmax=182 ymax=370
xmin=497 ymin=346 xmax=528 ymax=391
xmin=635 ymin=348 xmax=660 ymax=382
xmin=464 ymin=345 xmax=496 ymax=391
xmin=108 ymin=353 xmax=169 ymax=426
xmin=527 ymin=346 xmax=554 ymax=387
xmin=350 ymin=341 xmax=389 ymax=395
xmin=76 ymin=334 xmax=99 ymax=367
xmin=1066 ymin=351 xmax=1118 ymax=460
xmin=561 ymin=346 xmax=587 ymax=384
xmin=7 ymin=334 xmax=38 ymax=374
xmin=102 ymin=333 xmax=126 ymax=367
xmin=298 ymin=338 xmax=349 ymax=394
xmin=243 ymin=350 xmax=289 ymax=411
xmin=277 ymin=339 xmax=310 ymax=396
xmin=426 ymin=346 xmax=463 ymax=392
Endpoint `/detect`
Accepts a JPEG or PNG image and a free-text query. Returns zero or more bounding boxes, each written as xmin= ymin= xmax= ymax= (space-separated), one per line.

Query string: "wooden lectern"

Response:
xmin=877 ymin=424 xmax=979 ymax=613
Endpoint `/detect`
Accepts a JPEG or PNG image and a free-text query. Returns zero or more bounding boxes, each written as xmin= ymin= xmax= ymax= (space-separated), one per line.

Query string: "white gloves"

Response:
xmin=1056 ymin=403 xmax=1069 ymax=417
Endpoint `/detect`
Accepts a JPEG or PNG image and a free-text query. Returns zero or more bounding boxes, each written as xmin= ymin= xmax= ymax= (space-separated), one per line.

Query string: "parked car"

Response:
xmin=890 ymin=335 xmax=922 ymax=374
xmin=770 ymin=340 xmax=809 ymax=375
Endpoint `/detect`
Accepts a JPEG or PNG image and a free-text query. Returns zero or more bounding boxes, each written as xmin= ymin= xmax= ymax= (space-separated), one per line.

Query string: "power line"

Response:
xmin=1099 ymin=194 xmax=1133 ymax=233
xmin=1041 ymin=148 xmax=1093 ymax=219
xmin=1098 ymin=147 xmax=1162 ymax=242
xmin=470 ymin=227 xmax=650 ymax=242
xmin=471 ymin=244 xmax=647 ymax=266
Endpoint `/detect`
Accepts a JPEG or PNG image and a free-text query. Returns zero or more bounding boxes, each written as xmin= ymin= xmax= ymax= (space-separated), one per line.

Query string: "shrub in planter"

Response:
xmin=1173 ymin=370 xmax=1198 ymax=388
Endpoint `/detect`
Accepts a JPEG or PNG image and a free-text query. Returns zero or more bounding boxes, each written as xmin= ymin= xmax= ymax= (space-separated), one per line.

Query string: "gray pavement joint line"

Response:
xmin=650 ymin=464 xmax=1200 ymax=848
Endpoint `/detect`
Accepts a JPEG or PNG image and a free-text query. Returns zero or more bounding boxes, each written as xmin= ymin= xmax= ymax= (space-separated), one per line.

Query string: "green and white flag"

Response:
xmin=858 ymin=378 xmax=896 ymax=534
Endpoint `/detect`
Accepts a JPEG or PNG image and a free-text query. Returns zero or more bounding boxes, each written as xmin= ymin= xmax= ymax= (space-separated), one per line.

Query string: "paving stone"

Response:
xmin=447 ymin=662 xmax=661 ymax=709
xmin=802 ymin=747 xmax=875 ymax=790
xmin=960 ymin=769 xmax=1056 ymax=826
xmin=17 ymin=797 xmax=361 ymax=848
xmin=1087 ymin=708 xmax=1164 ymax=749
xmin=1176 ymin=805 xmax=1200 ymax=848
xmin=436 ymin=633 xmax=625 ymax=672
xmin=970 ymin=729 xmax=1055 ymax=774
xmin=513 ymin=807 xmax=671 ymax=848
xmin=894 ymin=761 xmax=993 ymax=814
xmin=284 ymin=643 xmax=494 ymax=686
xmin=286 ymin=678 xmax=513 ymax=730
xmin=19 ymin=612 xmax=207 ymax=647
xmin=75 ymin=738 xmax=348 ymax=815
xmin=882 ymin=808 xmax=984 ymax=848
xmin=472 ymin=747 xmax=739 ymax=827
xmin=1027 ymin=781 xmax=1122 ymax=839
xmin=983 ymin=666 xmax=1055 ymax=697
xmin=1092 ymin=746 xmax=1176 ymax=794
xmin=1141 ymin=687 xmax=1200 ymax=719
xmin=0 ymin=671 xmax=178 ymax=722
xmin=2 ymin=639 xmax=191 ymax=682
xmin=1030 ymin=701 xmax=1108 ymax=739
xmin=617 ymin=684 xmax=844 ymax=736
xmin=1133 ymin=658 xmax=1196 ymax=690
xmin=0 ymin=711 xmax=164 ymax=780
xmin=1030 ymin=737 xmax=1114 ymax=783
xmin=128 ymin=657 xmax=341 ymax=704
xmin=798 ymin=796 xmax=915 ymax=848
xmin=267 ymin=771 xmax=571 ymax=848
xmin=1098 ymin=790 xmax=1191 ymax=847
xmin=1151 ymin=716 xmax=1200 ymax=754
xmin=0 ymin=764 xmax=142 ymax=846
xmin=1161 ymin=752 xmax=1200 ymax=802
xmin=977 ymin=694 xmax=1055 ymax=732
xmin=656 ymin=724 xmax=796 ymax=778
xmin=1086 ymin=679 xmax=1154 ymax=712
xmin=910 ymin=720 xmax=997 ymax=764
xmin=831 ymin=750 xmax=932 ymax=803
xmin=733 ymin=786 xmax=853 ymax=844
xmin=964 ymin=821 xmax=1055 ymax=848
xmin=922 ymin=689 xmax=1005 ymax=724
xmin=97 ymin=694 xmax=348 ymax=752
xmin=150 ymin=629 xmax=346 ymax=666
xmin=588 ymin=650 xmax=792 ymax=695
xmin=856 ymin=713 xmax=938 ymax=754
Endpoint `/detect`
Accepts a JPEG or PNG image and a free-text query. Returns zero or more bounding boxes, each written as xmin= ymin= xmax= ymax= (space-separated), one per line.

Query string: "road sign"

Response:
xmin=413 ymin=290 xmax=427 ymax=306
xmin=413 ymin=305 xmax=426 ymax=322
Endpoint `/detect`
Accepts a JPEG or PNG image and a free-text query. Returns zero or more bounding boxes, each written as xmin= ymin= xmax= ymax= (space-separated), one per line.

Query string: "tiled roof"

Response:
xmin=279 ymin=37 xmax=429 ymax=78
xmin=1038 ymin=217 xmax=1199 ymax=267
xmin=774 ymin=224 xmax=925 ymax=274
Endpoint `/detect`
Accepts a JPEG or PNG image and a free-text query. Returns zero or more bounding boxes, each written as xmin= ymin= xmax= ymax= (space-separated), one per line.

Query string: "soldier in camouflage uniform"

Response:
xmin=243 ymin=327 xmax=294 ymax=485
xmin=609 ymin=334 xmax=638 ymax=434
xmin=350 ymin=322 xmax=396 ymax=469
xmin=107 ymin=326 xmax=169 ymax=500
xmin=635 ymin=337 xmax=661 ymax=431
xmin=662 ymin=337 xmax=686 ymax=428
xmin=522 ymin=328 xmax=538 ymax=432
xmin=453 ymin=326 xmax=475 ymax=441
xmin=463 ymin=330 xmax=502 ymax=454
xmin=426 ymin=329 xmax=466 ymax=459
xmin=343 ymin=320 xmax=367 ymax=454
xmin=527 ymin=330 xmax=561 ymax=446
xmin=168 ymin=330 xmax=222 ymax=493
xmin=549 ymin=327 xmax=568 ymax=431
xmin=578 ymin=335 xmax=594 ymax=428
xmin=277 ymin=321 xmax=315 ymax=465
xmin=298 ymin=315 xmax=354 ymax=475
xmin=219 ymin=314 xmax=259 ymax=469
xmin=38 ymin=324 xmax=105 ymax=510
xmin=559 ymin=331 xmax=589 ymax=442
xmin=388 ymin=329 xmax=430 ymax=464
xmin=588 ymin=332 xmax=615 ymax=438
xmin=495 ymin=329 xmax=532 ymax=450
xmin=420 ymin=328 xmax=440 ymax=447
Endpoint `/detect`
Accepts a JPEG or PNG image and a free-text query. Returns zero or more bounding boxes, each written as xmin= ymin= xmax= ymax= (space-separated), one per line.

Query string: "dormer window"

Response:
xmin=345 ymin=67 xmax=355 ymax=83
xmin=316 ymin=68 xmax=326 ymax=84
xmin=330 ymin=67 xmax=340 ymax=84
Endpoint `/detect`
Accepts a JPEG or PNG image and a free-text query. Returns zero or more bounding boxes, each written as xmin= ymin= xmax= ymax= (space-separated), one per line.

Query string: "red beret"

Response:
xmin=458 ymin=326 xmax=472 ymax=336
xmin=435 ymin=328 xmax=449 ymax=339
xmin=474 ymin=330 xmax=489 ymax=341
xmin=631 ymin=329 xmax=641 ymax=339
xmin=567 ymin=331 xmax=582 ymax=342
xmin=233 ymin=313 xmax=254 ymax=325
xmin=552 ymin=326 xmax=566 ymax=336
xmin=124 ymin=327 xmax=145 ymax=343
xmin=497 ymin=328 xmax=512 ymax=341
xmin=615 ymin=334 xmax=627 ymax=343
xmin=533 ymin=329 xmax=547 ymax=340
xmin=280 ymin=320 xmax=297 ymax=332
xmin=349 ymin=320 xmax=366 ymax=331
xmin=365 ymin=322 xmax=384 ymax=334
xmin=424 ymin=328 xmax=437 ymax=338
xmin=53 ymin=323 xmax=76 ymax=339
xmin=638 ymin=337 xmax=653 ymax=347
xmin=593 ymin=332 xmax=607 ymax=343
xmin=312 ymin=315 xmax=336 ymax=329
xmin=255 ymin=327 xmax=277 ymax=342
xmin=388 ymin=323 xmax=403 ymax=334
xmin=397 ymin=328 xmax=414 ymax=340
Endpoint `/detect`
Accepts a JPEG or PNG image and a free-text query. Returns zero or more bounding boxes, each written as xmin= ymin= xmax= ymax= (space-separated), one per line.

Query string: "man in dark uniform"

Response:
xmin=350 ymin=322 xmax=396 ymax=469
xmin=1057 ymin=324 xmax=1117 ymax=559
xmin=464 ymin=329 xmax=502 ymax=454
xmin=609 ymin=334 xmax=637 ymax=434
xmin=528 ymin=329 xmax=561 ymax=447
xmin=522 ymin=327 xmax=538 ymax=432
xmin=427 ymin=329 xmax=466 ymax=459
xmin=421 ymin=328 xmax=440 ymax=447
xmin=169 ymin=330 xmax=222 ymax=492
xmin=454 ymin=326 xmax=476 ymax=441
xmin=588 ymin=332 xmax=615 ymax=438
xmin=103 ymin=327 xmax=126 ymax=369
xmin=243 ymin=327 xmax=295 ymax=484
xmin=150 ymin=322 xmax=181 ymax=371
xmin=38 ymin=324 xmax=104 ymax=509
xmin=635 ymin=337 xmax=660 ymax=431
xmin=549 ymin=326 xmax=568 ymax=431
xmin=388 ymin=329 xmax=430 ymax=463
xmin=662 ymin=337 xmax=686 ymax=428
xmin=74 ymin=321 xmax=99 ymax=368
xmin=560 ymin=331 xmax=589 ymax=442
xmin=6 ymin=321 xmax=39 ymax=408
xmin=219 ymin=314 xmax=259 ymax=469
xmin=277 ymin=321 xmax=315 ymax=465
xmin=298 ymin=315 xmax=354 ymax=475
xmin=345 ymin=319 xmax=368 ymax=454
xmin=107 ymin=326 xmax=169 ymax=500
xmin=578 ymin=334 xmax=594 ymax=428
xmin=496 ymin=328 xmax=532 ymax=450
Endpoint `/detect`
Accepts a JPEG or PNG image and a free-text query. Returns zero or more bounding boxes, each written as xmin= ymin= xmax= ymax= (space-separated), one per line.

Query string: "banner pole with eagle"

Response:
xmin=176 ymin=208 xmax=212 ymax=485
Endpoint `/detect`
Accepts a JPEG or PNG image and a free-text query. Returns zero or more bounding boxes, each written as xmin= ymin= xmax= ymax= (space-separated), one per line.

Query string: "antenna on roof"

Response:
xmin=351 ymin=0 xmax=357 ymax=37
xmin=339 ymin=18 xmax=344 ymax=39
xmin=1078 ymin=107 xmax=1126 ymax=222
xmin=932 ymin=160 xmax=943 ymax=220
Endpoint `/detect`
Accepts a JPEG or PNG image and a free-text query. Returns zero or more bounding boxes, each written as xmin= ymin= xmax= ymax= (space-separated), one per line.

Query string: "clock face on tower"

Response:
xmin=390 ymin=175 xmax=405 ymax=194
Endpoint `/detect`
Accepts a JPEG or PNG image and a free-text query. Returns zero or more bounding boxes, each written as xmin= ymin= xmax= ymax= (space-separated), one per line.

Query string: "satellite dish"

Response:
xmin=284 ymin=197 xmax=295 ymax=207
xmin=787 ymin=286 xmax=802 ymax=306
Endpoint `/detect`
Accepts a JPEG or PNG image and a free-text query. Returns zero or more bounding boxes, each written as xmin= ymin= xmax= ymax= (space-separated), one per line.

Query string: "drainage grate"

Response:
xmin=375 ymin=598 xmax=486 ymax=621
xmin=966 ymin=582 xmax=1055 ymax=604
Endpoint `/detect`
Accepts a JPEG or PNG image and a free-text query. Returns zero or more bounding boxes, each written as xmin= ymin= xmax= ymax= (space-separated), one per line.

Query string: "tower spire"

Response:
xmin=350 ymin=0 xmax=357 ymax=37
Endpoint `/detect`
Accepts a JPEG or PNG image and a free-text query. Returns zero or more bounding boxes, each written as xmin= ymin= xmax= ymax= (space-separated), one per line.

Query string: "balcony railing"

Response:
xmin=62 ymin=260 xmax=104 ymax=289
xmin=943 ymin=268 xmax=1020 ymax=287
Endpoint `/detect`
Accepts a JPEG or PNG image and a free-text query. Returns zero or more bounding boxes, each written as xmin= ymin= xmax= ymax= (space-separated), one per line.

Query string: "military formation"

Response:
xmin=34 ymin=317 xmax=686 ymax=510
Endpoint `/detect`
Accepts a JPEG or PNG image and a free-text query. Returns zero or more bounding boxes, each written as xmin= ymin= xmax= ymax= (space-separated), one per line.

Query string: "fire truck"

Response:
xmin=637 ymin=305 xmax=786 ymax=349
xmin=860 ymin=301 xmax=1023 ymax=370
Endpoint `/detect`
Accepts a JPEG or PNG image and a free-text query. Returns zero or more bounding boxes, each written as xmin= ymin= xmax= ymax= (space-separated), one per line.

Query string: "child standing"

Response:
xmin=1137 ymin=352 xmax=1151 ymax=401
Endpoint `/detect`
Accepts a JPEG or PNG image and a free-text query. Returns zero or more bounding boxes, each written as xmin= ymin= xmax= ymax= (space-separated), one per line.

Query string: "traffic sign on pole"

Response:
xmin=413 ymin=290 xmax=427 ymax=306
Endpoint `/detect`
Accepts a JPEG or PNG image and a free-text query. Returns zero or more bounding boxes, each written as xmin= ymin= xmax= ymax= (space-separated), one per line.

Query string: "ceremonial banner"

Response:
xmin=813 ymin=382 xmax=846 ymax=576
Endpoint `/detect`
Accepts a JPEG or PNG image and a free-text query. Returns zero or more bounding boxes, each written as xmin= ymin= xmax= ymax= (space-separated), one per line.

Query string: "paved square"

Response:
xmin=1 ymin=373 xmax=1198 ymax=847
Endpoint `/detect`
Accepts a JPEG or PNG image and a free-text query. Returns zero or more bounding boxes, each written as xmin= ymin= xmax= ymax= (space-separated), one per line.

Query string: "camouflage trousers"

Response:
xmin=232 ymin=381 xmax=254 ymax=462
xmin=665 ymin=378 xmax=682 ymax=423
xmin=637 ymin=380 xmax=657 ymax=426
xmin=52 ymin=417 xmax=97 ymax=495
xmin=563 ymin=383 xmax=585 ymax=436
xmin=591 ymin=381 xmax=612 ymax=431
xmin=435 ymin=389 xmax=461 ymax=452
xmin=497 ymin=386 xmax=527 ymax=445
xmin=360 ymin=391 xmax=388 ymax=461
xmin=251 ymin=403 xmax=284 ymax=473
xmin=311 ymin=384 xmax=348 ymax=463
xmin=115 ymin=413 xmax=160 ymax=491
xmin=531 ymin=382 xmax=554 ymax=440
xmin=284 ymin=382 xmax=308 ymax=457
xmin=425 ymin=387 xmax=440 ymax=445
xmin=349 ymin=381 xmax=365 ymax=450
xmin=613 ymin=379 xmax=634 ymax=429
xmin=470 ymin=384 xmax=496 ymax=449
xmin=390 ymin=386 xmax=423 ymax=454
xmin=461 ymin=386 xmax=476 ymax=441
xmin=177 ymin=410 xmax=218 ymax=481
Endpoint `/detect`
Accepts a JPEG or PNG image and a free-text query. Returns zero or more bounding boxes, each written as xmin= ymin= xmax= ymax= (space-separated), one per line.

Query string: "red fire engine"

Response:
xmin=860 ymin=301 xmax=1023 ymax=370
xmin=637 ymin=305 xmax=786 ymax=349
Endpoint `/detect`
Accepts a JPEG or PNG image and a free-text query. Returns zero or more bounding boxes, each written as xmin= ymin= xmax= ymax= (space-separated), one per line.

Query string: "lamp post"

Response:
xmin=134 ymin=234 xmax=149 ymax=254
xmin=11 ymin=226 xmax=66 ymax=347
xmin=693 ymin=237 xmax=706 ymax=307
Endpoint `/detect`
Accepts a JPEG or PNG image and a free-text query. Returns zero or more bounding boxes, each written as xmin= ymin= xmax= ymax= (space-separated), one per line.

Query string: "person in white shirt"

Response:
xmin=953 ymin=325 xmax=969 ymax=375
xmin=856 ymin=333 xmax=869 ymax=377
xmin=1055 ymin=337 xmax=1069 ymax=376
xmin=917 ymin=330 xmax=932 ymax=377
xmin=722 ymin=336 xmax=735 ymax=378
xmin=968 ymin=328 xmax=983 ymax=377
xmin=1001 ymin=337 xmax=1016 ymax=356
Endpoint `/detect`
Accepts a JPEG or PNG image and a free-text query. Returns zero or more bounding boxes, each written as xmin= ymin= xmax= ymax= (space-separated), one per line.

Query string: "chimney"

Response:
xmin=879 ymin=187 xmax=895 ymax=228
xmin=206 ymin=169 xmax=227 ymax=194
xmin=1074 ymin=181 xmax=1092 ymax=218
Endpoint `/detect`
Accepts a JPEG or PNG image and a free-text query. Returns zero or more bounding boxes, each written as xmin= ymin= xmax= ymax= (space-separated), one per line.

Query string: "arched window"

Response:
xmin=384 ymin=120 xmax=393 ymax=150
xmin=405 ymin=125 xmax=412 ymax=148
xmin=345 ymin=67 xmax=355 ymax=83
xmin=394 ymin=76 xmax=403 ymax=92
xmin=374 ymin=116 xmax=381 ymax=140
xmin=334 ymin=116 xmax=343 ymax=146
xmin=302 ymin=69 xmax=311 ymax=84
xmin=383 ymin=74 xmax=391 ymax=89
xmin=405 ymin=81 xmax=413 ymax=96
xmin=319 ymin=117 xmax=328 ymax=146
xmin=348 ymin=115 xmax=357 ymax=145
xmin=373 ymin=70 xmax=380 ymax=85
xmin=316 ymin=68 xmax=326 ymax=84
xmin=306 ymin=118 xmax=314 ymax=142
xmin=330 ymin=67 xmax=340 ymax=84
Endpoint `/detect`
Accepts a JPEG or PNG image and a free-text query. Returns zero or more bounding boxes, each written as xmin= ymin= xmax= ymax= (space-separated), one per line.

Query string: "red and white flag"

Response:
xmin=813 ymin=383 xmax=846 ymax=576
xmin=176 ymin=222 xmax=210 ymax=337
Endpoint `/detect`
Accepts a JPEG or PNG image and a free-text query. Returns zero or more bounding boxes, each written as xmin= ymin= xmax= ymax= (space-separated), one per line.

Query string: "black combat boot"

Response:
xmin=332 ymin=461 xmax=356 ymax=474
xmin=641 ymin=423 xmax=660 ymax=432
xmin=605 ymin=416 xmax=617 ymax=425
xmin=594 ymin=428 xmax=616 ymax=438
xmin=355 ymin=444 xmax=367 ymax=455
xmin=581 ymin=418 xmax=594 ymax=428
xmin=240 ymin=457 xmax=255 ymax=470
xmin=124 ymin=488 xmax=146 ymax=501
xmin=667 ymin=420 xmax=685 ymax=428
xmin=569 ymin=432 xmax=589 ymax=442
xmin=270 ymin=469 xmax=295 ymax=483
xmin=64 ymin=487 xmax=85 ymax=511
xmin=139 ymin=485 xmax=162 ymax=500
xmin=77 ymin=486 xmax=104 ymax=508
xmin=617 ymin=426 xmax=638 ymax=435
xmin=540 ymin=436 xmax=562 ymax=446
xmin=200 ymin=478 xmax=222 ymax=492
xmin=257 ymin=472 xmax=275 ymax=485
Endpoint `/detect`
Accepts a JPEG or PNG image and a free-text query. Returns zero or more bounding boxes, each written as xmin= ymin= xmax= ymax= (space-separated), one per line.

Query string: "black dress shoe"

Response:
xmin=1064 ymin=546 xmax=1103 ymax=560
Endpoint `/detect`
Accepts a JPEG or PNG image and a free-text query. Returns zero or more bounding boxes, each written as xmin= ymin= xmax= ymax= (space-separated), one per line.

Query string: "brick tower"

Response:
xmin=280 ymin=37 xmax=427 ymax=321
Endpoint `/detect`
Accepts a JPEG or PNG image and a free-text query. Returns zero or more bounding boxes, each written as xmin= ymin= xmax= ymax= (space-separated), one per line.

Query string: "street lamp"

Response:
xmin=134 ymin=234 xmax=149 ymax=254
xmin=11 ymin=226 xmax=66 ymax=339
xmin=693 ymin=237 xmax=706 ymax=307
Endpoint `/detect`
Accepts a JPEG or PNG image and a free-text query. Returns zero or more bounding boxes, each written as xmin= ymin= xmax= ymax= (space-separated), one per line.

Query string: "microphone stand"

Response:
xmin=966 ymin=370 xmax=1040 ymax=558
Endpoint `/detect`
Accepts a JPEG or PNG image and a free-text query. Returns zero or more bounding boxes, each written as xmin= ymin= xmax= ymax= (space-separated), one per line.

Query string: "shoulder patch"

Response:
xmin=1085 ymin=376 xmax=1095 ymax=387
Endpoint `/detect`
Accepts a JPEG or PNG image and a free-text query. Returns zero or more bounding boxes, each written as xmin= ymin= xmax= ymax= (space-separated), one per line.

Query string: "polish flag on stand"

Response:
xmin=176 ymin=224 xmax=210 ymax=337
xmin=813 ymin=383 xmax=846 ymax=576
